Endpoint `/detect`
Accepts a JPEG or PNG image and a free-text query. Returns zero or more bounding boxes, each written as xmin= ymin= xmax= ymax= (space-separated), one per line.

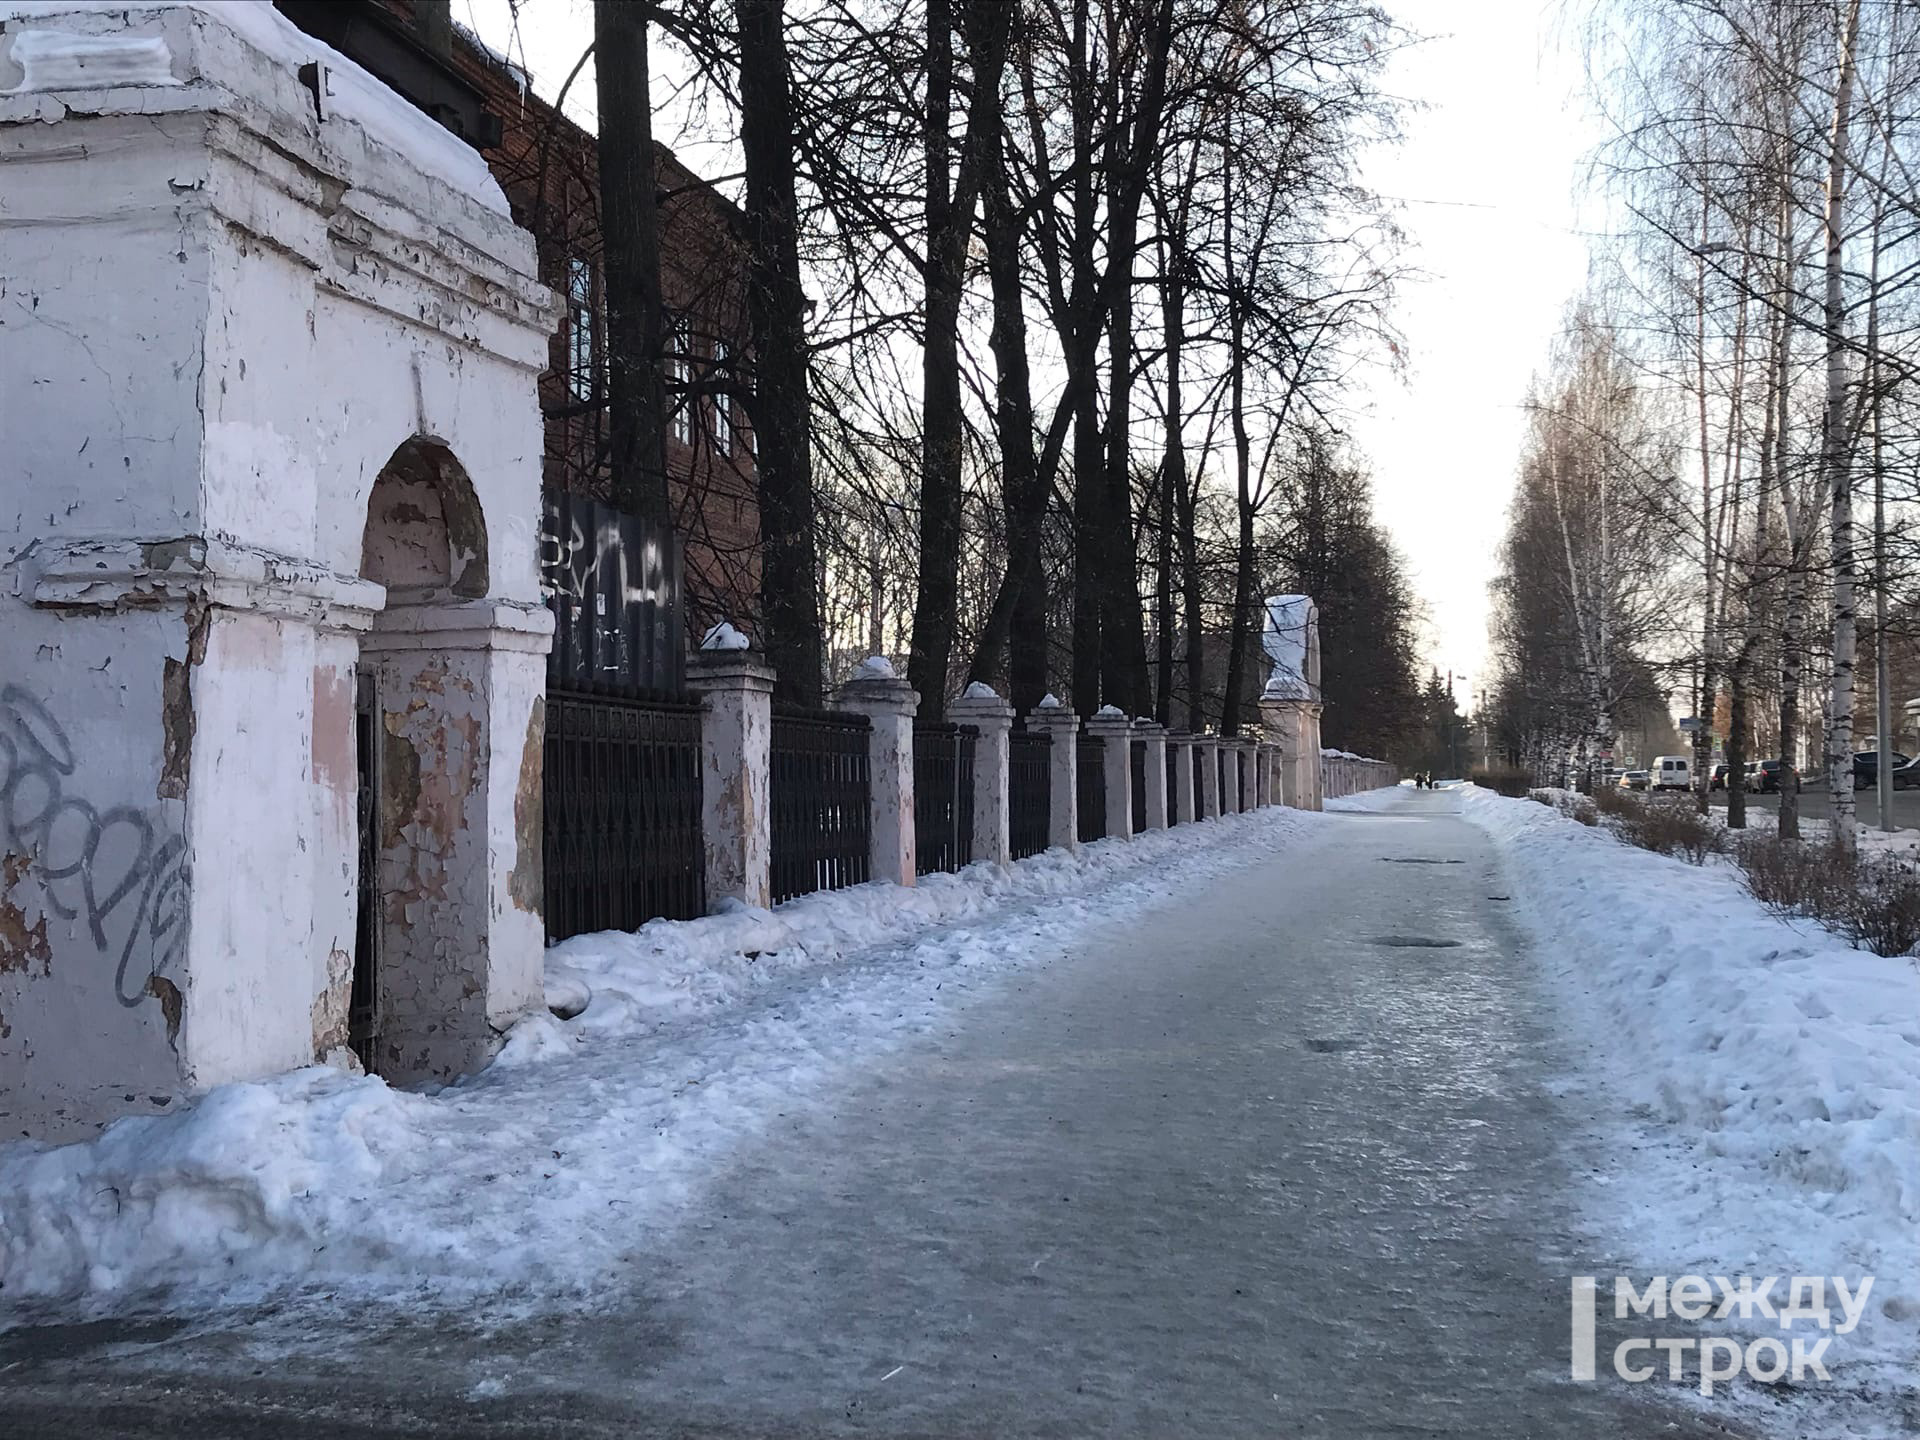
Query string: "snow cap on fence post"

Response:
xmin=1027 ymin=696 xmax=1081 ymax=852
xmin=1132 ymin=719 xmax=1169 ymax=830
xmin=1167 ymin=731 xmax=1196 ymax=823
xmin=1195 ymin=733 xmax=1221 ymax=819
xmin=1084 ymin=706 xmax=1136 ymax=840
xmin=688 ymin=638 xmax=777 ymax=910
xmin=834 ymin=658 xmax=919 ymax=887
xmin=951 ymin=681 xmax=1015 ymax=867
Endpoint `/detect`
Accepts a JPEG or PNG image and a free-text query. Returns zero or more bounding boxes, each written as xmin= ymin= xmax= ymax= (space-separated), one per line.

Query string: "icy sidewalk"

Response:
xmin=0 ymin=803 xmax=1335 ymax=1318
xmin=1458 ymin=784 xmax=1920 ymax=1417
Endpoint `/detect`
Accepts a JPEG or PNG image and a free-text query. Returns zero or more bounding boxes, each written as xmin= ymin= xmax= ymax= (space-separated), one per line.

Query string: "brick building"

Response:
xmin=281 ymin=0 xmax=761 ymax=638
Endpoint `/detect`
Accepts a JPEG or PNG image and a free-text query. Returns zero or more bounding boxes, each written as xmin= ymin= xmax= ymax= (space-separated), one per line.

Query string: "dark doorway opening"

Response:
xmin=351 ymin=668 xmax=381 ymax=1074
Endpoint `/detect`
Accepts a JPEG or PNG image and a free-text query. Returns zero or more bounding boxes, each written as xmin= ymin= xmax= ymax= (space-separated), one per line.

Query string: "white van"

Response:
xmin=1652 ymin=755 xmax=1692 ymax=791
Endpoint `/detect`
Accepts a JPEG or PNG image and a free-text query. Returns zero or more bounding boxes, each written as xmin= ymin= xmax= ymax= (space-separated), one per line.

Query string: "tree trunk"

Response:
xmin=966 ymin=7 xmax=1048 ymax=714
xmin=737 ymin=0 xmax=823 ymax=704
xmin=1154 ymin=229 xmax=1183 ymax=726
xmin=595 ymin=0 xmax=669 ymax=525
xmin=912 ymin=1 xmax=1014 ymax=718
xmin=1820 ymin=0 xmax=1863 ymax=851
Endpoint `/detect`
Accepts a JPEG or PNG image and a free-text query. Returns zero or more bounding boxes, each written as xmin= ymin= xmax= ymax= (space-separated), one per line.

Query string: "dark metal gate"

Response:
xmin=1077 ymin=735 xmax=1107 ymax=843
xmin=1194 ymin=745 xmax=1206 ymax=818
xmin=542 ymin=689 xmax=705 ymax=941
xmin=1009 ymin=728 xmax=1052 ymax=859
xmin=1130 ymin=738 xmax=1147 ymax=834
xmin=351 ymin=671 xmax=380 ymax=1073
xmin=1165 ymin=742 xmax=1180 ymax=824
xmin=770 ymin=707 xmax=872 ymax=903
xmin=914 ymin=723 xmax=977 ymax=875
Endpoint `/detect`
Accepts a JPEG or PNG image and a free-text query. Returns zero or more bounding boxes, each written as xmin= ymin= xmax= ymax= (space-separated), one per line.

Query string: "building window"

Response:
xmin=668 ymin=313 xmax=693 ymax=445
xmin=712 ymin=339 xmax=733 ymax=454
xmin=566 ymin=257 xmax=595 ymax=403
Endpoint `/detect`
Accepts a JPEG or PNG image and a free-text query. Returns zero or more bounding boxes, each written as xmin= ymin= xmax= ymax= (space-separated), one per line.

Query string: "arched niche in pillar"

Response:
xmin=352 ymin=436 xmax=508 ymax=1082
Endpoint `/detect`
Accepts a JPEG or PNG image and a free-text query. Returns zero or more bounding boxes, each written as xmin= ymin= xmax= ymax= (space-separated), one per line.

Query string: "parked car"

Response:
xmin=1850 ymin=750 xmax=1912 ymax=791
xmin=1710 ymin=762 xmax=1734 ymax=791
xmin=1620 ymin=769 xmax=1650 ymax=791
xmin=1651 ymin=754 xmax=1692 ymax=791
xmin=1746 ymin=759 xmax=1801 ymax=794
xmin=1895 ymin=756 xmax=1920 ymax=791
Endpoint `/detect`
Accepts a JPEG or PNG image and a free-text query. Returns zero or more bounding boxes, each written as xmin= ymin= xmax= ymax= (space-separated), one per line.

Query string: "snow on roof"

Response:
xmin=452 ymin=16 xmax=529 ymax=95
xmin=0 ymin=1 xmax=519 ymax=220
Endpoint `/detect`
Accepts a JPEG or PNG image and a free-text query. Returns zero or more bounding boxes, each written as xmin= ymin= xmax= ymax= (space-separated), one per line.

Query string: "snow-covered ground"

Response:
xmin=1456 ymin=784 xmax=1920 ymax=1431
xmin=0 ymin=803 xmax=1340 ymax=1321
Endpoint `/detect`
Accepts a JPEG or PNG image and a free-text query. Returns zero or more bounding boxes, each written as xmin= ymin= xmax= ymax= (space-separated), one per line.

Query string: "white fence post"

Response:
xmin=835 ymin=660 xmax=919 ymax=886
xmin=1197 ymin=734 xmax=1221 ymax=819
xmin=1134 ymin=720 xmax=1168 ymax=829
xmin=687 ymin=647 xmax=776 ymax=910
xmin=951 ymin=683 xmax=1014 ymax=866
xmin=1084 ymin=707 xmax=1135 ymax=839
xmin=1027 ymin=697 xmax=1081 ymax=852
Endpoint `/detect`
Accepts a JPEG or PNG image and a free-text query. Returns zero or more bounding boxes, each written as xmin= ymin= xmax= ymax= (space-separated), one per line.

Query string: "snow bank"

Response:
xmin=1461 ymin=785 xmax=1920 ymax=1386
xmin=0 ymin=805 xmax=1333 ymax=1316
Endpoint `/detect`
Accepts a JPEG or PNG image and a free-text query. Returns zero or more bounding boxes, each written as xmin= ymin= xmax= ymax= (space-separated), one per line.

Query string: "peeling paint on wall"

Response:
xmin=380 ymin=721 xmax=422 ymax=852
xmin=0 ymin=852 xmax=53 ymax=976
xmin=145 ymin=973 xmax=182 ymax=1046
xmin=310 ymin=664 xmax=354 ymax=798
xmin=309 ymin=944 xmax=351 ymax=1058
xmin=0 ymin=685 xmax=189 ymax=1003
xmin=508 ymin=696 xmax=543 ymax=913
xmin=157 ymin=601 xmax=210 ymax=801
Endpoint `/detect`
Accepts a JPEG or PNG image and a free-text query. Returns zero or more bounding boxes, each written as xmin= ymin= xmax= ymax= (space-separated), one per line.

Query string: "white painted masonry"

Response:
xmin=1133 ymin=721 xmax=1168 ymax=830
xmin=1027 ymin=700 xmax=1081 ymax=853
xmin=835 ymin=664 xmax=919 ymax=887
xmin=950 ymin=685 xmax=1015 ymax=867
xmin=688 ymin=649 xmax=776 ymax=910
xmin=0 ymin=1 xmax=556 ymax=1136
xmin=1084 ymin=708 xmax=1134 ymax=841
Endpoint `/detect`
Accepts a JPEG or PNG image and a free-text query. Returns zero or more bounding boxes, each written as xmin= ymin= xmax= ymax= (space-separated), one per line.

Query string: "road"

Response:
xmin=1701 ymin=783 xmax=1920 ymax=831
xmin=1 ymin=791 xmax=1750 ymax=1437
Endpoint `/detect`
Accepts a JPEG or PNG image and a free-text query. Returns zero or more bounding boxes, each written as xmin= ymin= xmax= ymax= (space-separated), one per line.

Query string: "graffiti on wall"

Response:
xmin=538 ymin=489 xmax=684 ymax=694
xmin=0 ymin=685 xmax=189 ymax=1004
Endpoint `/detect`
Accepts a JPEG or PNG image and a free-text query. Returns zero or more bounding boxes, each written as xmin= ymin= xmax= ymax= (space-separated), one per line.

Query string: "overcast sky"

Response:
xmin=461 ymin=0 xmax=1608 ymax=714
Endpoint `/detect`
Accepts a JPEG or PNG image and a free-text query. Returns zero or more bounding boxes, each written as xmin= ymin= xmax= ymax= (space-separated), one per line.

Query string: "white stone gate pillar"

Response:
xmin=689 ymin=648 xmax=776 ymax=909
xmin=0 ymin=1 xmax=559 ymax=1133
xmin=1027 ymin=698 xmax=1081 ymax=852
xmin=1084 ymin=707 xmax=1134 ymax=840
xmin=950 ymin=683 xmax=1014 ymax=867
xmin=1134 ymin=720 xmax=1169 ymax=829
xmin=1197 ymin=735 xmax=1221 ymax=819
xmin=835 ymin=662 xmax=919 ymax=886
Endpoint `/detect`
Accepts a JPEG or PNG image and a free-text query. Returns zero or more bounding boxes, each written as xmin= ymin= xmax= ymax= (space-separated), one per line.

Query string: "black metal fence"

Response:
xmin=770 ymin=707 xmax=872 ymax=903
xmin=1194 ymin=744 xmax=1206 ymax=817
xmin=543 ymin=689 xmax=705 ymax=942
xmin=1165 ymin=742 xmax=1180 ymax=824
xmin=1010 ymin=728 xmax=1052 ymax=859
xmin=1077 ymin=735 xmax=1107 ymax=843
xmin=914 ymin=723 xmax=978 ymax=875
xmin=1130 ymin=738 xmax=1148 ymax=834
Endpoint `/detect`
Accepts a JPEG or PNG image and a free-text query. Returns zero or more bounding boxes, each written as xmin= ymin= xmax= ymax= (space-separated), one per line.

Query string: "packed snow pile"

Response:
xmin=0 ymin=805 xmax=1333 ymax=1316
xmin=699 ymin=620 xmax=751 ymax=651
xmin=1461 ymin=785 xmax=1920 ymax=1384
